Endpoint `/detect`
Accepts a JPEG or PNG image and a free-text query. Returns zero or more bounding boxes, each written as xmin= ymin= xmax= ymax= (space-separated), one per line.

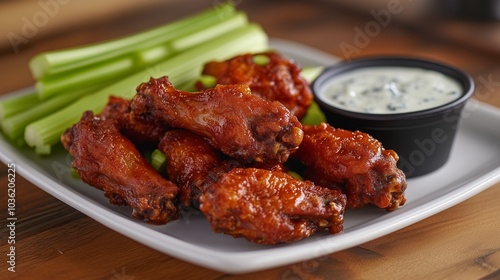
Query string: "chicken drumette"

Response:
xmin=131 ymin=76 xmax=304 ymax=163
xmin=199 ymin=168 xmax=346 ymax=244
xmin=61 ymin=111 xmax=179 ymax=224
xmin=158 ymin=129 xmax=238 ymax=207
xmin=292 ymin=123 xmax=407 ymax=211
xmin=99 ymin=96 xmax=169 ymax=148
xmin=197 ymin=52 xmax=313 ymax=119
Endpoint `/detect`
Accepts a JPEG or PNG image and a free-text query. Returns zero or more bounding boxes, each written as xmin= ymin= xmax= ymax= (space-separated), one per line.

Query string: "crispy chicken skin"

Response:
xmin=99 ymin=96 xmax=169 ymax=148
xmin=158 ymin=129 xmax=285 ymax=208
xmin=293 ymin=123 xmax=407 ymax=211
xmin=197 ymin=52 xmax=313 ymax=119
xmin=61 ymin=111 xmax=179 ymax=224
xmin=158 ymin=129 xmax=237 ymax=207
xmin=199 ymin=168 xmax=347 ymax=245
xmin=131 ymin=76 xmax=304 ymax=163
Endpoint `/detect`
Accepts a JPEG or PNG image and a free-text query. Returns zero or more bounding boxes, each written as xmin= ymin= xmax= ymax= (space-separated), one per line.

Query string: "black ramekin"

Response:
xmin=311 ymin=57 xmax=475 ymax=178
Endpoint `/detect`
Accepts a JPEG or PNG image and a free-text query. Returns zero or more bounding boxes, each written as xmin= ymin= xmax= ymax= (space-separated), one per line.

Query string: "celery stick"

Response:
xmin=1 ymin=86 xmax=97 ymax=140
xmin=0 ymin=91 xmax=39 ymax=120
xmin=151 ymin=149 xmax=167 ymax=171
xmin=35 ymin=144 xmax=51 ymax=155
xmin=300 ymin=101 xmax=326 ymax=125
xmin=287 ymin=171 xmax=303 ymax=180
xmin=252 ymin=54 xmax=270 ymax=66
xmin=70 ymin=167 xmax=80 ymax=179
xmin=127 ymin=6 xmax=240 ymax=66
xmin=137 ymin=46 xmax=171 ymax=67
xmin=36 ymin=56 xmax=135 ymax=99
xmin=14 ymin=136 xmax=26 ymax=147
xmin=36 ymin=10 xmax=247 ymax=100
xmin=301 ymin=66 xmax=324 ymax=83
xmin=29 ymin=4 xmax=236 ymax=79
xmin=169 ymin=12 xmax=247 ymax=52
xmin=198 ymin=75 xmax=217 ymax=89
xmin=137 ymin=11 xmax=249 ymax=65
xmin=25 ymin=24 xmax=268 ymax=149
xmin=299 ymin=66 xmax=327 ymax=125
xmin=176 ymin=79 xmax=199 ymax=92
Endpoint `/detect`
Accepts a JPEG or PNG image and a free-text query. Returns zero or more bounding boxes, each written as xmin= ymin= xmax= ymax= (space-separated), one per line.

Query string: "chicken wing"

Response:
xmin=131 ymin=76 xmax=304 ymax=163
xmin=158 ymin=129 xmax=237 ymax=207
xmin=61 ymin=111 xmax=179 ymax=224
xmin=158 ymin=129 xmax=292 ymax=208
xmin=197 ymin=52 xmax=313 ymax=119
xmin=292 ymin=123 xmax=407 ymax=211
xmin=99 ymin=96 xmax=169 ymax=148
xmin=199 ymin=168 xmax=346 ymax=244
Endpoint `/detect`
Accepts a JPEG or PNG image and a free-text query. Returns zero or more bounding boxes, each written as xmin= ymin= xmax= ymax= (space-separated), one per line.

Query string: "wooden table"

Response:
xmin=1 ymin=1 xmax=499 ymax=279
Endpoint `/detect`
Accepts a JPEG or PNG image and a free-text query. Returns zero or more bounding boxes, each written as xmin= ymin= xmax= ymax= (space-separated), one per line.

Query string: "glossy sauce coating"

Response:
xmin=198 ymin=52 xmax=313 ymax=119
xmin=99 ymin=96 xmax=169 ymax=148
xmin=293 ymin=123 xmax=407 ymax=210
xmin=61 ymin=111 xmax=179 ymax=224
xmin=131 ymin=76 xmax=303 ymax=163
xmin=200 ymin=168 xmax=346 ymax=244
xmin=158 ymin=129 xmax=231 ymax=207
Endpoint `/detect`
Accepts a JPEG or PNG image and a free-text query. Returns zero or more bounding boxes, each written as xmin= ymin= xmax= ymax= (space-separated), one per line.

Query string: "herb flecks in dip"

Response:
xmin=318 ymin=67 xmax=462 ymax=114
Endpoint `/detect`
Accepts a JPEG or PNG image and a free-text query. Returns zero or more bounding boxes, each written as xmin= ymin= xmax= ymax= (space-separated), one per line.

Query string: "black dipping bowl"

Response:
xmin=312 ymin=57 xmax=475 ymax=178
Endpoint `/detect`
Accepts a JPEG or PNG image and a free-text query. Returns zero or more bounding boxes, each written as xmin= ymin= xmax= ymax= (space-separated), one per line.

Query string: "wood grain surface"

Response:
xmin=1 ymin=0 xmax=499 ymax=279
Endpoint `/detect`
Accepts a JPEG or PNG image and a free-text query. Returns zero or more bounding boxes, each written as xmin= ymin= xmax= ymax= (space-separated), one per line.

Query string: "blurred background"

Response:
xmin=2 ymin=0 xmax=500 ymax=51
xmin=1 ymin=0 xmax=500 ymax=93
xmin=324 ymin=0 xmax=500 ymax=55
xmin=326 ymin=0 xmax=500 ymax=21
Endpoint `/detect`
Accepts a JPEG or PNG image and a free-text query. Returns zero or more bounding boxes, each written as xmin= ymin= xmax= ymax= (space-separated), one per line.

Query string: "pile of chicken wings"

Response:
xmin=61 ymin=52 xmax=407 ymax=245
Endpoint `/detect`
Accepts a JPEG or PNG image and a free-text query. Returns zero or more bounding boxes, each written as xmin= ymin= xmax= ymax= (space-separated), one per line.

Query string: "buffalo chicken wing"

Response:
xmin=197 ymin=52 xmax=313 ymax=119
xmin=131 ymin=76 xmax=304 ymax=163
xmin=200 ymin=168 xmax=346 ymax=244
xmin=293 ymin=123 xmax=407 ymax=211
xmin=61 ymin=111 xmax=179 ymax=224
xmin=100 ymin=96 xmax=169 ymax=148
xmin=158 ymin=129 xmax=237 ymax=207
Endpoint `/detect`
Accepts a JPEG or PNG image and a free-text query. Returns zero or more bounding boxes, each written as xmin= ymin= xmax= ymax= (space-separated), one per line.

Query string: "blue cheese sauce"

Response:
xmin=318 ymin=67 xmax=462 ymax=114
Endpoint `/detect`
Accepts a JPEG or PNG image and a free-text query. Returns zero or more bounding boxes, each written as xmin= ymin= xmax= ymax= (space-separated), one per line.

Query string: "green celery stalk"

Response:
xmin=151 ymin=149 xmax=167 ymax=171
xmin=35 ymin=144 xmax=51 ymax=155
xmin=0 ymin=91 xmax=39 ymax=120
xmin=35 ymin=10 xmax=248 ymax=100
xmin=1 ymin=85 xmax=99 ymax=140
xmin=299 ymin=66 xmax=327 ymax=125
xmin=252 ymin=54 xmax=270 ymax=66
xmin=287 ymin=171 xmax=303 ymax=180
xmin=169 ymin=12 xmax=247 ymax=52
xmin=176 ymin=79 xmax=198 ymax=92
xmin=138 ymin=11 xmax=250 ymax=65
xmin=301 ymin=66 xmax=324 ymax=83
xmin=24 ymin=24 xmax=269 ymax=150
xmin=197 ymin=75 xmax=217 ymax=89
xmin=300 ymin=101 xmax=326 ymax=125
xmin=29 ymin=4 xmax=236 ymax=80
xmin=36 ymin=57 xmax=134 ymax=100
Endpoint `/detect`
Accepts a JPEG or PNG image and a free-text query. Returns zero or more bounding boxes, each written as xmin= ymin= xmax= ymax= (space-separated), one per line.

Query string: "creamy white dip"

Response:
xmin=318 ymin=67 xmax=462 ymax=114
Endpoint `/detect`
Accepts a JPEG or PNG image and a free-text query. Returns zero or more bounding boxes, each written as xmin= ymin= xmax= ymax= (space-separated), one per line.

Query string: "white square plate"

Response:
xmin=1 ymin=39 xmax=499 ymax=274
